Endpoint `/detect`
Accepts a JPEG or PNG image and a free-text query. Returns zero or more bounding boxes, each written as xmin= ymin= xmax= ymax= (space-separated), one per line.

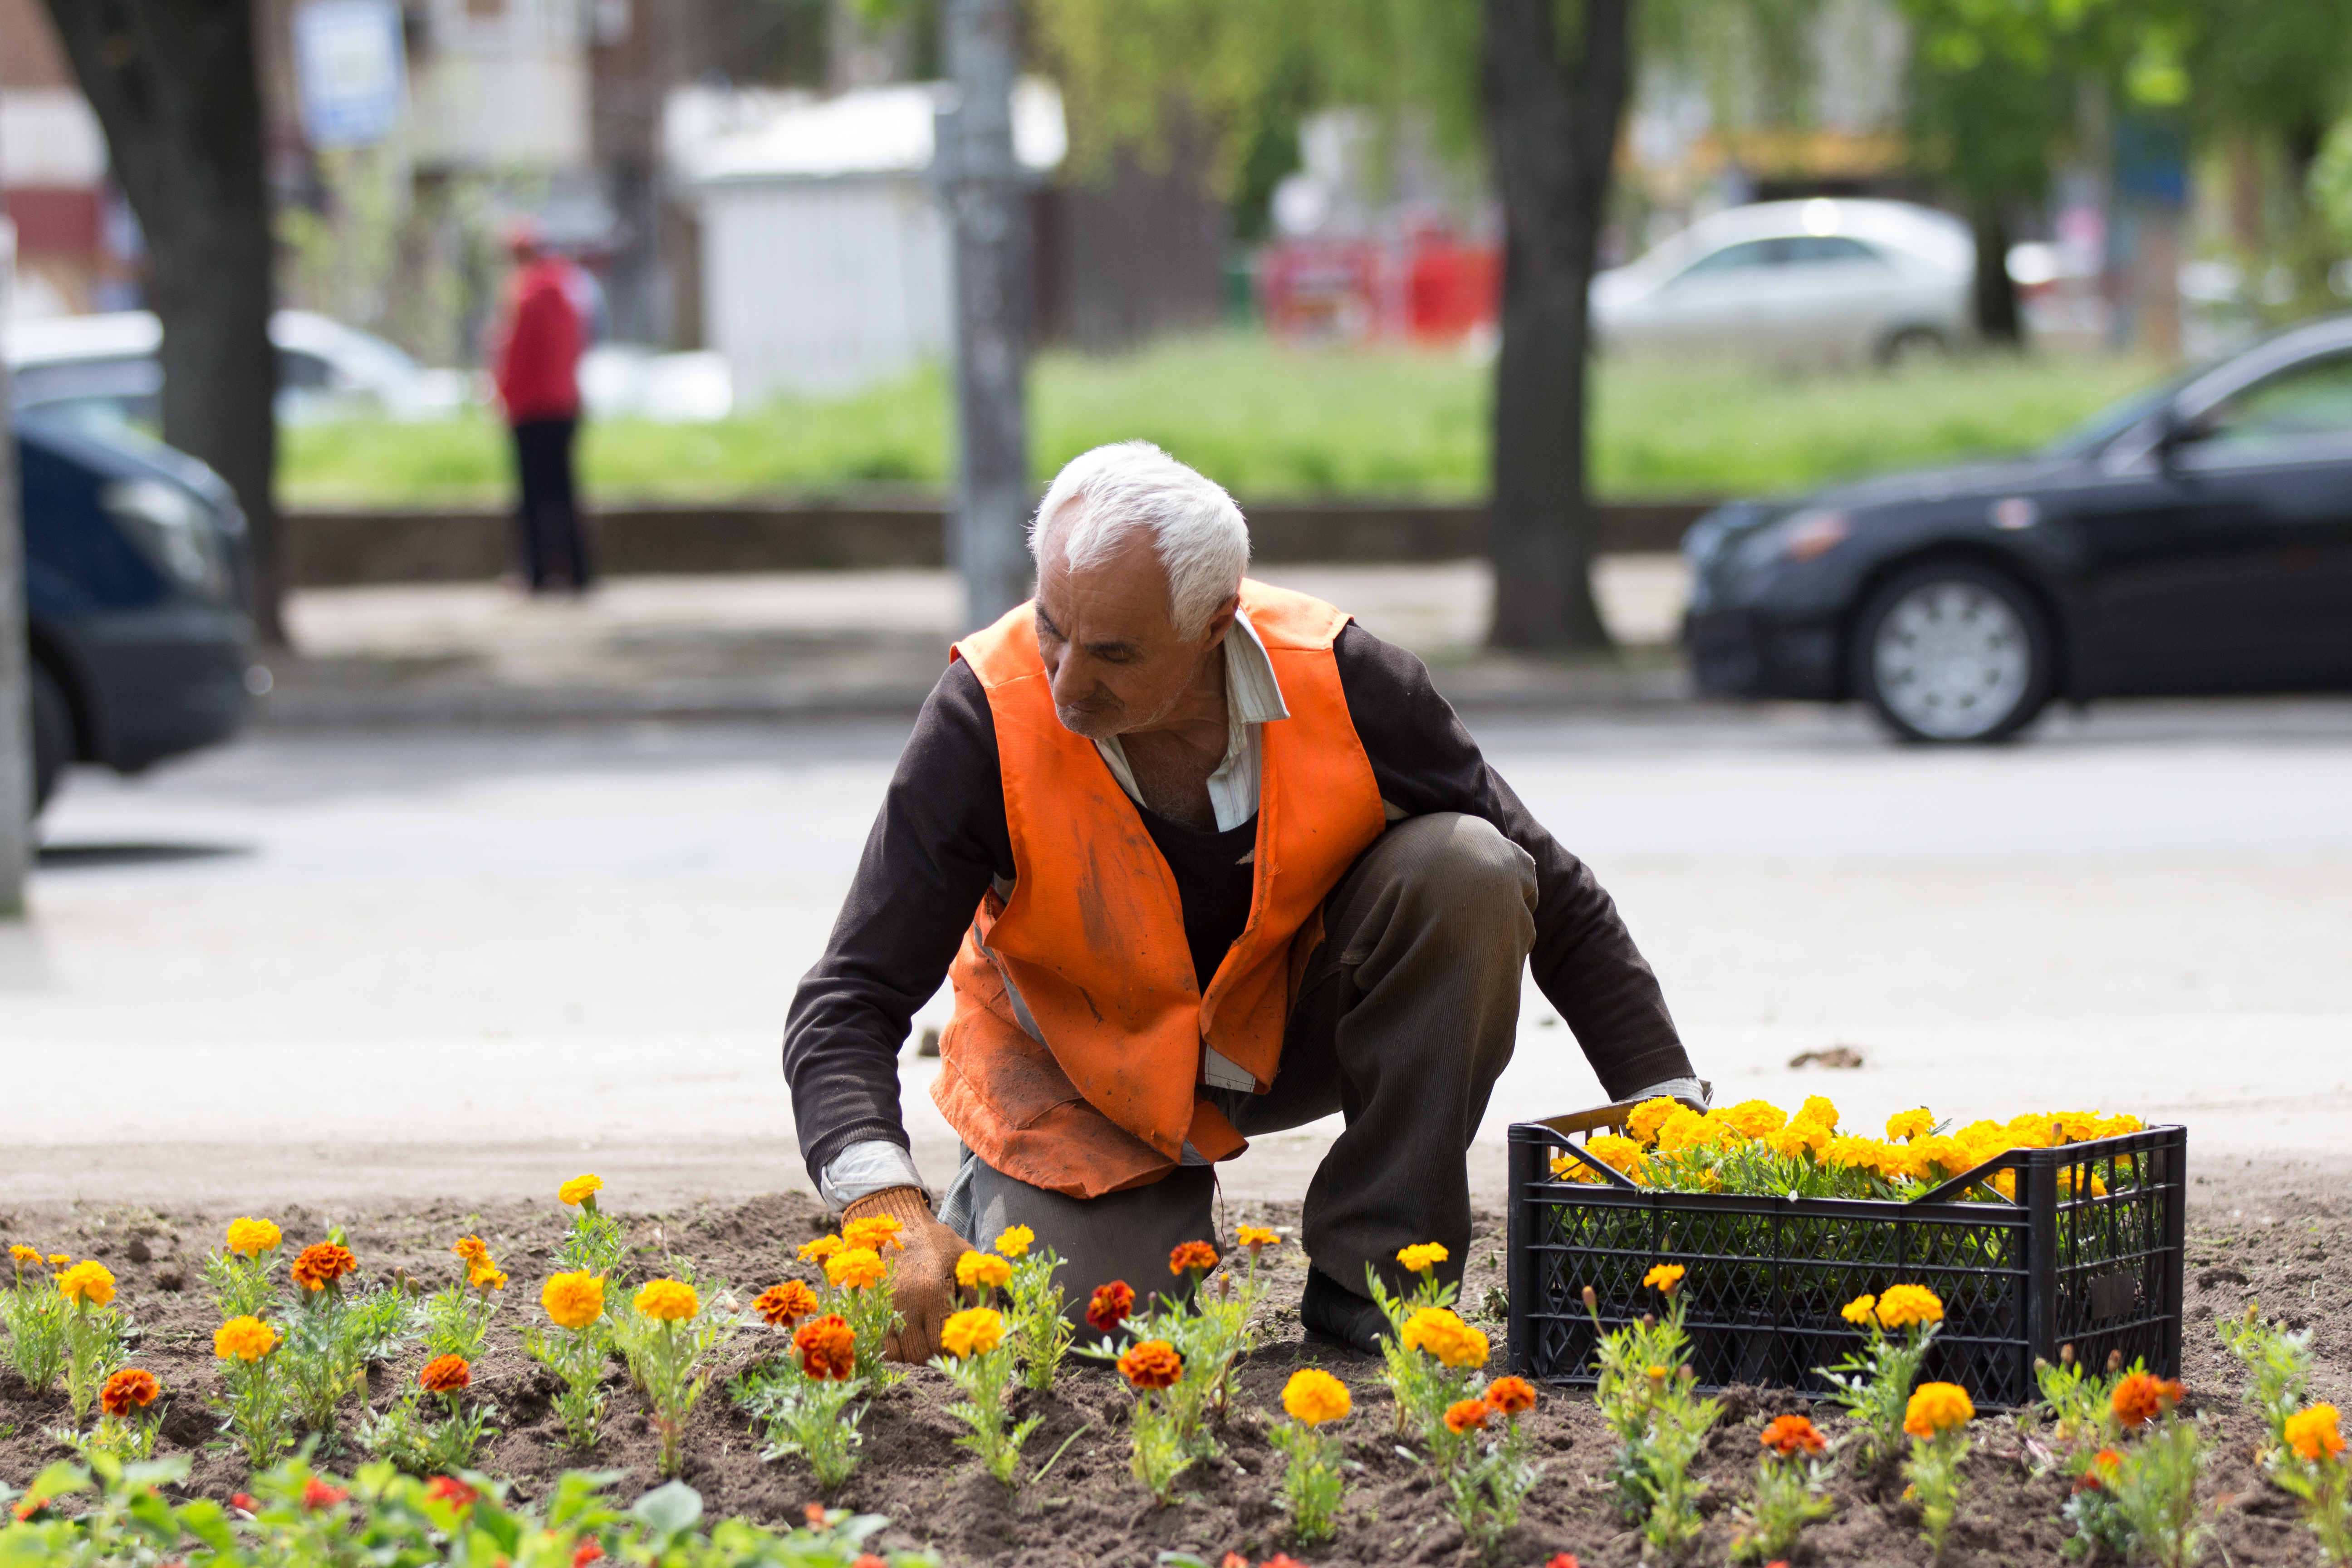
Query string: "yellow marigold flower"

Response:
xmin=1991 ymin=1170 xmax=2018 ymax=1201
xmin=541 ymin=1272 xmax=605 ymax=1330
xmin=468 ymin=1263 xmax=508 ymax=1292
xmin=7 ymin=1245 xmax=40 ymax=1268
xmin=954 ymin=1250 xmax=1012 ymax=1293
xmin=2003 ymin=1114 xmax=2056 ymax=1148
xmin=224 ymin=1218 xmax=282 ymax=1258
xmin=47 ymin=1254 xmax=69 ymax=1268
xmin=1396 ymin=1242 xmax=1449 ymax=1274
xmin=1236 ymin=1225 xmax=1279 ymax=1251
xmin=994 ymin=1224 xmax=1036 ymax=1259
xmin=1400 ymin=1308 xmax=1489 ymax=1369
xmin=1718 ymin=1099 xmax=1788 ymax=1139
xmin=2096 ymin=1114 xmax=2145 ymax=1139
xmin=798 ymin=1235 xmax=845 ymax=1264
xmin=2287 ymin=1404 xmax=2346 ymax=1464
xmin=1823 ymin=1135 xmax=1885 ymax=1171
xmin=2051 ymin=1112 xmax=2104 ymax=1144
xmin=1904 ymin=1381 xmax=1974 ymax=1437
xmin=214 ymin=1315 xmax=278 ymax=1362
xmin=939 ymin=1307 xmax=1004 ymax=1359
xmin=1625 ymin=1095 xmax=1683 ymax=1146
xmin=1656 ymin=1107 xmax=1731 ymax=1152
xmin=558 ymin=1173 xmax=603 ymax=1207
xmin=825 ymin=1247 xmax=888 ymax=1290
xmin=57 ymin=1261 xmax=116 ymax=1308
xmin=842 ymin=1215 xmax=906 ymax=1254
xmin=1588 ymin=1133 xmax=1647 ymax=1176
xmin=1643 ymin=1263 xmax=1686 ymax=1294
xmin=1768 ymin=1120 xmax=1834 ymax=1160
xmin=634 ymin=1278 xmax=700 ymax=1322
xmin=1282 ymin=1368 xmax=1352 ymax=1426
xmin=451 ymin=1235 xmax=491 ymax=1267
xmin=1873 ymin=1284 xmax=1944 ymax=1329
xmin=1841 ymin=1293 xmax=1879 ymax=1326
xmin=1886 ymin=1108 xmax=1936 ymax=1142
xmin=1793 ymin=1095 xmax=1839 ymax=1130
xmin=1910 ymin=1136 xmax=1976 ymax=1181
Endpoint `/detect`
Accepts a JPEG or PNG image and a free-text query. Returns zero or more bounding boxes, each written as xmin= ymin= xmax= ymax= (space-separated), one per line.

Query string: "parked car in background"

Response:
xmin=5 ymin=309 xmax=470 ymax=429
xmin=1592 ymin=199 xmax=1975 ymax=366
xmin=15 ymin=408 xmax=256 ymax=810
xmin=1682 ymin=312 xmax=2352 ymax=742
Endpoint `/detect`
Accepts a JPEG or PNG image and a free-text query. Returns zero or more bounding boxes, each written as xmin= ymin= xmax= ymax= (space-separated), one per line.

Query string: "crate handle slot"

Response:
xmin=1542 ymin=1136 xmax=1642 ymax=1191
xmin=1914 ymin=1152 xmax=2023 ymax=1205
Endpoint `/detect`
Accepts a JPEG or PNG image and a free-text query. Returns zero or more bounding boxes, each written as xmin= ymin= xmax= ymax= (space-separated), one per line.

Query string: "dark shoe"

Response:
xmin=1300 ymin=1266 xmax=1387 ymax=1357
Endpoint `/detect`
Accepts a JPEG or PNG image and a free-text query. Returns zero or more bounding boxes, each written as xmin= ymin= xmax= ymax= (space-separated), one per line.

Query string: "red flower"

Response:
xmin=2112 ymin=1372 xmax=2185 ymax=1429
xmin=419 ymin=1354 xmax=472 ymax=1394
xmin=1087 ymin=1279 xmax=1136 ymax=1335
xmin=1444 ymin=1397 xmax=1492 ymax=1434
xmin=11 ymin=1497 xmax=48 ymax=1523
xmin=230 ymin=1494 xmax=258 ymax=1514
xmin=852 ymin=1558 xmax=887 ymax=1568
xmin=1759 ymin=1413 xmax=1827 ymax=1455
xmin=425 ymin=1476 xmax=478 ymax=1509
xmin=1118 ymin=1339 xmax=1184 ymax=1391
xmin=290 ymin=1243 xmax=358 ymax=1293
xmin=795 ymin=1314 xmax=858 ymax=1381
xmin=572 ymin=1544 xmax=605 ymax=1568
xmin=1168 ymin=1240 xmax=1220 ymax=1275
xmin=300 ymin=1479 xmax=349 ymax=1510
xmin=804 ymin=1502 xmax=828 ymax=1527
xmin=1546 ymin=1558 xmax=1581 ymax=1568
xmin=100 ymin=1367 xmax=162 ymax=1418
xmin=1220 ymin=1556 xmax=1251 ymax=1568
xmin=1264 ymin=1558 xmax=1309 ymax=1568
xmin=756 ymin=1280 xmax=821 ymax=1328
xmin=1485 ymin=1375 xmax=1538 ymax=1416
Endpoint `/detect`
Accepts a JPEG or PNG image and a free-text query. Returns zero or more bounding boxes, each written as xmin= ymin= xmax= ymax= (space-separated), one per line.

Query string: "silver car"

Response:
xmin=1592 ymin=198 xmax=1975 ymax=366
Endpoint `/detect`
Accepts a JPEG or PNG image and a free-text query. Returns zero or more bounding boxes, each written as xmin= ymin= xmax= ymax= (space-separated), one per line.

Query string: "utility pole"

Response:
xmin=0 ymin=218 xmax=31 ymax=915
xmin=938 ymin=0 xmax=1033 ymax=632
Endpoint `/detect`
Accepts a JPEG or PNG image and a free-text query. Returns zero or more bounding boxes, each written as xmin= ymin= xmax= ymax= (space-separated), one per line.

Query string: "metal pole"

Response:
xmin=939 ymin=0 xmax=1033 ymax=633
xmin=0 ymin=218 xmax=31 ymax=914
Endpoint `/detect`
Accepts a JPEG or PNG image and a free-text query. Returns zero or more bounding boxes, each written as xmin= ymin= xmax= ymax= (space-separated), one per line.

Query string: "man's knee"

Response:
xmin=1380 ymin=813 xmax=1536 ymax=923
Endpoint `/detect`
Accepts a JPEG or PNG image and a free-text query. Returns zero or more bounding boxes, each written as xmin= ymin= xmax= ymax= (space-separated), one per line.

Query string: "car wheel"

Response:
xmin=1880 ymin=327 xmax=1947 ymax=366
xmin=1853 ymin=563 xmax=2053 ymax=743
xmin=30 ymin=662 xmax=75 ymax=813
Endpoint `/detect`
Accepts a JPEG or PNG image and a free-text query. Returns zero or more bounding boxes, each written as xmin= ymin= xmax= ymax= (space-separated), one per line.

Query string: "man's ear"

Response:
xmin=1201 ymin=592 xmax=1241 ymax=645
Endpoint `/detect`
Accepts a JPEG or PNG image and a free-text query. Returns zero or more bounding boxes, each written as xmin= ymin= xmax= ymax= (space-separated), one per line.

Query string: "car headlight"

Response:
xmin=1735 ymin=507 xmax=1850 ymax=571
xmin=102 ymin=477 xmax=235 ymax=601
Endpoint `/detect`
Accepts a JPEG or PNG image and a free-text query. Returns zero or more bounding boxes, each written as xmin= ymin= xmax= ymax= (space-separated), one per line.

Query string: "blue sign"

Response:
xmin=293 ymin=0 xmax=407 ymax=150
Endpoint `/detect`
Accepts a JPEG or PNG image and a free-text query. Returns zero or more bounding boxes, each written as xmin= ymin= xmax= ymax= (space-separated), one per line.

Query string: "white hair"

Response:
xmin=1028 ymin=441 xmax=1250 ymax=639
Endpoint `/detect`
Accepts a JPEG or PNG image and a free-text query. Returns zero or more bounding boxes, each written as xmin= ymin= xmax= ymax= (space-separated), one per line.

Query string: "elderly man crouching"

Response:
xmin=782 ymin=441 xmax=1701 ymax=1357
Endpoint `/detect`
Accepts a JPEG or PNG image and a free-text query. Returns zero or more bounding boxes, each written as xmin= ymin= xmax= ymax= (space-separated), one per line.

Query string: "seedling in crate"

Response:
xmin=524 ymin=1271 xmax=611 ymax=1450
xmin=1901 ymin=1381 xmax=1974 ymax=1555
xmin=1818 ymin=1283 xmax=1944 ymax=1468
xmin=2274 ymin=1403 xmax=2352 ymax=1563
xmin=738 ymin=1308 xmax=868 ymax=1490
xmin=210 ymin=1315 xmax=293 ymax=1466
xmin=1271 ymin=1369 xmax=1352 ymax=1542
xmin=206 ymin=1218 xmax=284 ymax=1319
xmin=1 ymin=1246 xmax=67 ymax=1395
xmin=1730 ymin=1414 xmax=1836 ymax=1562
xmin=56 ymin=1262 xmax=126 ymax=1424
xmin=1582 ymin=1266 xmax=1722 ymax=1555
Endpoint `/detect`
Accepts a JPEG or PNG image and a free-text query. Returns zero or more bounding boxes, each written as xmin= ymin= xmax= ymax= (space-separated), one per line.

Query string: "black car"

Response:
xmin=1682 ymin=313 xmax=2352 ymax=740
xmin=16 ymin=408 xmax=256 ymax=808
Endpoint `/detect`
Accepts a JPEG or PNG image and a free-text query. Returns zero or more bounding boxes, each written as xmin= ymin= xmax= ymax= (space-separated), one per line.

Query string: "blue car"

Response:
xmin=15 ymin=408 xmax=255 ymax=809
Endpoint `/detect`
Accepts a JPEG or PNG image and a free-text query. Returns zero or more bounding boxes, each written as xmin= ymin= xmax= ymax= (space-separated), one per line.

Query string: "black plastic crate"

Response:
xmin=1504 ymin=1112 xmax=2186 ymax=1408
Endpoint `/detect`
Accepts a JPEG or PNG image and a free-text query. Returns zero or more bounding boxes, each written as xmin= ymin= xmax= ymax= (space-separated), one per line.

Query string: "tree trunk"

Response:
xmin=44 ymin=0 xmax=284 ymax=646
xmin=1480 ymin=0 xmax=1631 ymax=652
xmin=1970 ymin=202 xmax=2021 ymax=346
xmin=941 ymin=0 xmax=1034 ymax=633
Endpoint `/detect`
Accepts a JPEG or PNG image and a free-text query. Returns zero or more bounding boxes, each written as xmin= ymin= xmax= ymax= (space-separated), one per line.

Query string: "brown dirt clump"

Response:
xmin=0 ymin=1182 xmax=2343 ymax=1567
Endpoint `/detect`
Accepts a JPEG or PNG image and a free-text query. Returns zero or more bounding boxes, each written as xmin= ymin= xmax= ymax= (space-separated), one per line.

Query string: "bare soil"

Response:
xmin=1 ymin=1177 xmax=2343 ymax=1567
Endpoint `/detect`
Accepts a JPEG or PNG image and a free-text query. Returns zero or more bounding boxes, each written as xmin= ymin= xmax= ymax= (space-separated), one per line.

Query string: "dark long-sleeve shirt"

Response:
xmin=782 ymin=621 xmax=1690 ymax=1186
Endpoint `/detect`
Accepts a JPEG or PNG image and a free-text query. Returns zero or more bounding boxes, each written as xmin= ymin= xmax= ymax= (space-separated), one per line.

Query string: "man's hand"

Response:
xmin=842 ymin=1186 xmax=965 ymax=1363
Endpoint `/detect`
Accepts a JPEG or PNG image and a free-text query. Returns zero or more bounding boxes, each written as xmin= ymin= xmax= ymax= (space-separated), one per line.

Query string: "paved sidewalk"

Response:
xmin=261 ymin=559 xmax=1694 ymax=726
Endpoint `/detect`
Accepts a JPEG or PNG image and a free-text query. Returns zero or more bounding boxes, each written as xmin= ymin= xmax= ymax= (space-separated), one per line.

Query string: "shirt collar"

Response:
xmin=1222 ymin=607 xmax=1289 ymax=726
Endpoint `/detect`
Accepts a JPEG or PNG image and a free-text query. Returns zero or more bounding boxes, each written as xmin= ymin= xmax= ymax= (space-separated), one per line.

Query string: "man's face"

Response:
xmin=1033 ymin=516 xmax=1231 ymax=739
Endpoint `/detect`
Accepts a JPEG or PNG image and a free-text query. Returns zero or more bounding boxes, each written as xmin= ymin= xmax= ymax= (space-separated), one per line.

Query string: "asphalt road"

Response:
xmin=10 ymin=695 xmax=2352 ymax=1214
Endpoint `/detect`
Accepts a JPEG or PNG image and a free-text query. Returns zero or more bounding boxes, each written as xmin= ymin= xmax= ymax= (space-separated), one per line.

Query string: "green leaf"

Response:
xmin=631 ymin=1479 xmax=703 ymax=1540
xmin=175 ymin=1499 xmax=238 ymax=1554
xmin=25 ymin=1462 xmax=90 ymax=1502
xmin=121 ymin=1455 xmax=191 ymax=1491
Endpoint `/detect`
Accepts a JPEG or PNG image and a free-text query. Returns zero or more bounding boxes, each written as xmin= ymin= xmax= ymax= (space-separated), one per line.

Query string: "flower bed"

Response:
xmin=0 ymin=1181 xmax=2337 ymax=1565
xmin=1510 ymin=1099 xmax=2187 ymax=1407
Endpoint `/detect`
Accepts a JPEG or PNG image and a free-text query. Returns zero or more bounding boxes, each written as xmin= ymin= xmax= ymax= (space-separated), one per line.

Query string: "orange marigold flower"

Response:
xmin=795 ymin=1313 xmax=857 ymax=1380
xmin=1485 ymin=1376 xmax=1538 ymax=1416
xmin=797 ymin=1235 xmax=845 ymax=1264
xmin=419 ymin=1354 xmax=471 ymax=1393
xmin=214 ymin=1316 xmax=277 ymax=1362
xmin=541 ymin=1271 xmax=606 ymax=1330
xmin=1642 ymin=1263 xmax=1685 ymax=1295
xmin=1281 ymin=1368 xmax=1352 ymax=1425
xmin=755 ymin=1279 xmax=820 ymax=1327
xmin=1444 ymin=1397 xmax=1492 ymax=1434
xmin=7 ymin=1244 xmax=41 ymax=1270
xmin=1400 ymin=1307 xmax=1489 ymax=1369
xmin=425 ymin=1476 xmax=478 ymax=1509
xmin=1396 ymin=1242 xmax=1449 ymax=1274
xmin=301 ymin=1479 xmax=349 ymax=1510
xmin=1118 ymin=1339 xmax=1184 ymax=1391
xmin=57 ymin=1260 xmax=116 ymax=1308
xmin=2288 ymin=1404 xmax=2347 ymax=1464
xmin=451 ymin=1236 xmax=491 ymax=1267
xmin=940 ymin=1307 xmax=1005 ymax=1359
xmin=559 ymin=1173 xmax=603 ymax=1207
xmin=468 ymin=1264 xmax=508 ymax=1293
xmin=635 ymin=1278 xmax=701 ymax=1321
xmin=1903 ymin=1381 xmax=1974 ymax=1438
xmin=824 ymin=1247 xmax=887 ymax=1291
xmin=842 ymin=1215 xmax=906 ymax=1254
xmin=1759 ymin=1414 xmax=1826 ymax=1455
xmin=99 ymin=1367 xmax=161 ymax=1417
xmin=1238 ymin=1225 xmax=1280 ymax=1251
xmin=1168 ymin=1240 xmax=1219 ymax=1275
xmin=2112 ymin=1371 xmax=2185 ymax=1429
xmin=575 ymin=1541 xmax=605 ymax=1568
xmin=224 ymin=1218 xmax=281 ymax=1258
xmin=1872 ymin=1284 xmax=1943 ymax=1330
xmin=954 ymin=1250 xmax=1012 ymax=1294
xmin=290 ymin=1243 xmax=357 ymax=1293
xmin=1087 ymin=1280 xmax=1135 ymax=1335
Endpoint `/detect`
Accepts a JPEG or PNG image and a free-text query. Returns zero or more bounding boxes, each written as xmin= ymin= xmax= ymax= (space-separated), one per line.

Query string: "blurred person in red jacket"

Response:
xmin=492 ymin=224 xmax=593 ymax=593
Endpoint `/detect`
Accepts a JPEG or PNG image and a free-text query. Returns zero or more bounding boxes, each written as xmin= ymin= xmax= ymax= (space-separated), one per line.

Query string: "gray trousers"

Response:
xmin=940 ymin=812 xmax=1536 ymax=1315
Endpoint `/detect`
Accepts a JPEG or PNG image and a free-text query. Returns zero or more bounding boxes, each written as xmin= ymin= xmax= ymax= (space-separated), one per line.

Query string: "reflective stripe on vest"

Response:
xmin=931 ymin=580 xmax=1387 ymax=1199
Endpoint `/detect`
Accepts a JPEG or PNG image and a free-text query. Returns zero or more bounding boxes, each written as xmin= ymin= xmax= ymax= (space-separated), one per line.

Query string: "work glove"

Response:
xmin=841 ymin=1185 xmax=965 ymax=1364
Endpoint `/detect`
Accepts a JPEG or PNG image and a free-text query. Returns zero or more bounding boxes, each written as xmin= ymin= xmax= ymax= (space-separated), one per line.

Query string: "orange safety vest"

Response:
xmin=932 ymin=580 xmax=1388 ymax=1199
